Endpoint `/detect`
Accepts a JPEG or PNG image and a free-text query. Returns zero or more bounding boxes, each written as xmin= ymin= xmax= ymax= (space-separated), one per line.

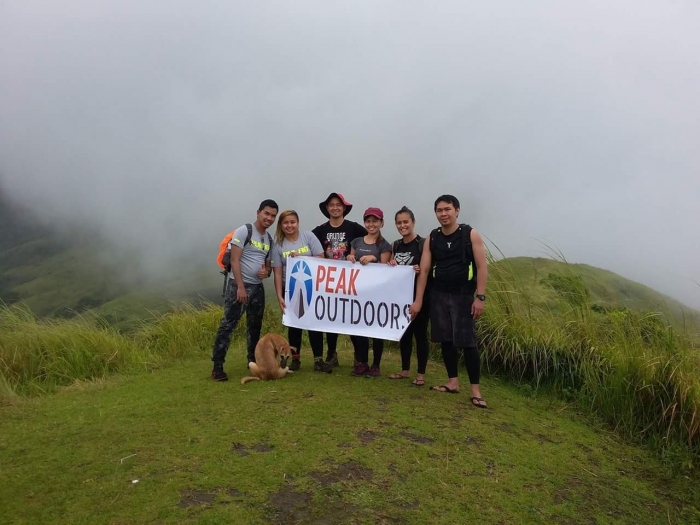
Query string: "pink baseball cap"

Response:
xmin=363 ymin=207 xmax=384 ymax=220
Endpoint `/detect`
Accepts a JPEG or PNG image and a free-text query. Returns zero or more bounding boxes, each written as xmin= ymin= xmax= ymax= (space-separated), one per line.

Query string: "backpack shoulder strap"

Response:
xmin=461 ymin=224 xmax=472 ymax=245
xmin=244 ymin=223 xmax=253 ymax=246
xmin=392 ymin=239 xmax=400 ymax=254
xmin=429 ymin=228 xmax=441 ymax=253
xmin=416 ymin=235 xmax=424 ymax=256
xmin=460 ymin=224 xmax=474 ymax=264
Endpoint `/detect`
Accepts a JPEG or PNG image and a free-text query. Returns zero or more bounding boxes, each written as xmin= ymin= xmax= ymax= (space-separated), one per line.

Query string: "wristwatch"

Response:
xmin=475 ymin=294 xmax=486 ymax=302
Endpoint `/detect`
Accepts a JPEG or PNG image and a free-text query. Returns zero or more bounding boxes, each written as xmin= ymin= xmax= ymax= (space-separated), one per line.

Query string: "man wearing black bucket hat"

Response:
xmin=310 ymin=192 xmax=367 ymax=367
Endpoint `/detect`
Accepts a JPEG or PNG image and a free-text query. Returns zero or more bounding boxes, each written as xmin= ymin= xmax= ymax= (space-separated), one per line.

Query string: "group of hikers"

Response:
xmin=210 ymin=192 xmax=489 ymax=409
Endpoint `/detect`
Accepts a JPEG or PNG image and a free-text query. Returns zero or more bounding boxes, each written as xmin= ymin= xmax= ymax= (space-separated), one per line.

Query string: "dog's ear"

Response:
xmin=288 ymin=346 xmax=297 ymax=354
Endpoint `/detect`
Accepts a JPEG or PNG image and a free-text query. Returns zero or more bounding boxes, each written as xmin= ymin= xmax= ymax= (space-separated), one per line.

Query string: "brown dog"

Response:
xmin=240 ymin=333 xmax=295 ymax=384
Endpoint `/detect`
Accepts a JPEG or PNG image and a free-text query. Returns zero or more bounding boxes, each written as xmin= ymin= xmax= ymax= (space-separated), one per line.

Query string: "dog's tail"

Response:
xmin=240 ymin=376 xmax=261 ymax=385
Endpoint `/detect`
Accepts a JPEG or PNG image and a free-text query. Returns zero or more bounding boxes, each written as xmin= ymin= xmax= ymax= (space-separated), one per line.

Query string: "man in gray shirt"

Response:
xmin=211 ymin=199 xmax=278 ymax=381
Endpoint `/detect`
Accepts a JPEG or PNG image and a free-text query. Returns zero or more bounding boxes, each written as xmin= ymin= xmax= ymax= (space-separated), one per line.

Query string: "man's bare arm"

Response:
xmin=471 ymin=229 xmax=488 ymax=295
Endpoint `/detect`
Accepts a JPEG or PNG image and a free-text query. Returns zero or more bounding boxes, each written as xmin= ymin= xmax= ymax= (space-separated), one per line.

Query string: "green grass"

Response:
xmin=479 ymin=255 xmax=700 ymax=464
xmin=2 ymin=250 xmax=700 ymax=523
xmin=1 ymin=346 xmax=699 ymax=524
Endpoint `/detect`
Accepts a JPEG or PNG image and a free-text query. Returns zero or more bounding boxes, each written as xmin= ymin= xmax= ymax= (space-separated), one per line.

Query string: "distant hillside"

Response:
xmin=495 ymin=257 xmax=700 ymax=336
xmin=0 ymin=188 xmax=223 ymax=327
xmin=1 ymin=189 xmax=698 ymax=335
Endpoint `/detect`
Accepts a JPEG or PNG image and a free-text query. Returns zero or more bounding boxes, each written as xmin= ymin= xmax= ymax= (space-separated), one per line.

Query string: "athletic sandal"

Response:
xmin=411 ymin=378 xmax=426 ymax=387
xmin=430 ymin=385 xmax=459 ymax=394
xmin=388 ymin=373 xmax=409 ymax=379
xmin=471 ymin=397 xmax=488 ymax=409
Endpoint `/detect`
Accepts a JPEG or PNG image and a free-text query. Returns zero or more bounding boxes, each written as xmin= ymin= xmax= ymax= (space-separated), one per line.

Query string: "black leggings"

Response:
xmin=399 ymin=310 xmax=429 ymax=374
xmin=351 ymin=336 xmax=384 ymax=367
xmin=287 ymin=327 xmax=323 ymax=359
xmin=441 ymin=341 xmax=480 ymax=384
xmin=308 ymin=331 xmax=339 ymax=356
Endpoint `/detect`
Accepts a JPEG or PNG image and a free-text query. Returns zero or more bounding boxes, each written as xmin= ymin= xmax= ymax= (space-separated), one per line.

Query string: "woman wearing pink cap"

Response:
xmin=347 ymin=207 xmax=392 ymax=377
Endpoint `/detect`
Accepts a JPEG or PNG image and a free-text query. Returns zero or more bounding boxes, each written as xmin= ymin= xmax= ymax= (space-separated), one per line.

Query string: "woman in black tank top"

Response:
xmin=387 ymin=206 xmax=430 ymax=387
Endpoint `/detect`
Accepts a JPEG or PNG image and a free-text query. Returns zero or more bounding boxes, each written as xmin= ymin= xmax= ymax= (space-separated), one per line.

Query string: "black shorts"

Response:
xmin=429 ymin=289 xmax=476 ymax=348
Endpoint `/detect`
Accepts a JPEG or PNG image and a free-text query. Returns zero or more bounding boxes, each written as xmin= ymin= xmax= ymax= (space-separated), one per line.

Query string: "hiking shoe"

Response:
xmin=314 ymin=358 xmax=333 ymax=373
xmin=351 ymin=362 xmax=370 ymax=376
xmin=289 ymin=357 xmax=301 ymax=371
xmin=365 ymin=366 xmax=381 ymax=378
xmin=211 ymin=367 xmax=228 ymax=382
xmin=325 ymin=352 xmax=339 ymax=368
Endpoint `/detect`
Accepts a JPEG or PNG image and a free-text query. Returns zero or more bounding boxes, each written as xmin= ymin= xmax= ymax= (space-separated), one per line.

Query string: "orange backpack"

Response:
xmin=216 ymin=224 xmax=273 ymax=296
xmin=217 ymin=224 xmax=253 ymax=271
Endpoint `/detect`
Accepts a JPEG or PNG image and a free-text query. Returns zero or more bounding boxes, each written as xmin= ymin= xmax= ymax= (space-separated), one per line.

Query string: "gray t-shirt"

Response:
xmin=350 ymin=237 xmax=392 ymax=262
xmin=228 ymin=224 xmax=272 ymax=285
xmin=270 ymin=231 xmax=324 ymax=282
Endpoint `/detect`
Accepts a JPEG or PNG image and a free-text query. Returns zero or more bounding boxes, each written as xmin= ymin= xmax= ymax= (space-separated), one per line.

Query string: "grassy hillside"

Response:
xmin=498 ymin=257 xmax=700 ymax=336
xmin=0 ymin=233 xmax=225 ymax=328
xmin=2 ymin=252 xmax=700 ymax=522
xmin=3 ymin=352 xmax=698 ymax=524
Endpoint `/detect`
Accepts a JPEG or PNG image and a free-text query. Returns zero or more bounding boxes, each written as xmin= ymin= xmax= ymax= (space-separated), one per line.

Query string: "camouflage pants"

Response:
xmin=211 ymin=280 xmax=265 ymax=365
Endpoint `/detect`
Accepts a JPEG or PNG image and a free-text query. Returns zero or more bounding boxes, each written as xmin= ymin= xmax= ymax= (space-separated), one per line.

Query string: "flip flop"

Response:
xmin=470 ymin=397 xmax=488 ymax=409
xmin=411 ymin=378 xmax=426 ymax=387
xmin=430 ymin=385 xmax=459 ymax=394
xmin=388 ymin=373 xmax=409 ymax=380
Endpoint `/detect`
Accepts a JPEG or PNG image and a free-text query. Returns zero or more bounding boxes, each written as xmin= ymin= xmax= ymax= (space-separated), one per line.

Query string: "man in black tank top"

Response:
xmin=411 ymin=194 xmax=489 ymax=408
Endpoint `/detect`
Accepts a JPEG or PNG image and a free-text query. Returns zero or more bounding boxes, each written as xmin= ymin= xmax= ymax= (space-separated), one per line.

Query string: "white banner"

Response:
xmin=283 ymin=258 xmax=416 ymax=341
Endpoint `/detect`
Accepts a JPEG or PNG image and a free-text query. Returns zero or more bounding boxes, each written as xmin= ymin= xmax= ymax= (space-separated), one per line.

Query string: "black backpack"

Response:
xmin=429 ymin=224 xmax=476 ymax=282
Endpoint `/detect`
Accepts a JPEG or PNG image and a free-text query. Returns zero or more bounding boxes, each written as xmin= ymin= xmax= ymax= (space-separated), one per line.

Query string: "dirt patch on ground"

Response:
xmin=486 ymin=460 xmax=497 ymax=478
xmin=251 ymin=443 xmax=274 ymax=452
xmin=337 ymin=442 xmax=352 ymax=448
xmin=178 ymin=489 xmax=216 ymax=508
xmin=388 ymin=462 xmax=408 ymax=482
xmin=267 ymin=488 xmax=360 ymax=525
xmin=267 ymin=488 xmax=313 ymax=524
xmin=535 ymin=433 xmax=557 ymax=444
xmin=553 ymin=476 xmax=583 ymax=505
xmin=398 ymin=431 xmax=434 ymax=444
xmin=302 ymin=391 xmax=314 ymax=398
xmin=357 ymin=429 xmax=381 ymax=444
xmin=231 ymin=442 xmax=249 ymax=456
xmin=375 ymin=397 xmax=390 ymax=412
xmin=310 ymin=460 xmax=374 ymax=486
xmin=576 ymin=443 xmax=601 ymax=467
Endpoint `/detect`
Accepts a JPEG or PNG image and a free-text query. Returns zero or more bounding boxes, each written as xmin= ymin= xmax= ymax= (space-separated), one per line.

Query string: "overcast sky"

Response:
xmin=1 ymin=1 xmax=699 ymax=307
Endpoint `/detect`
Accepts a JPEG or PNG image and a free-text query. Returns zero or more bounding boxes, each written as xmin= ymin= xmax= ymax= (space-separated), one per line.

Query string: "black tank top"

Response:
xmin=431 ymin=226 xmax=476 ymax=295
xmin=393 ymin=236 xmax=429 ymax=301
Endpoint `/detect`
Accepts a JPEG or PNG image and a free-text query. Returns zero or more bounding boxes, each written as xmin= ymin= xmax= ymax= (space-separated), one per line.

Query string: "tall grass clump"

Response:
xmin=479 ymin=253 xmax=700 ymax=463
xmin=134 ymin=302 xmax=285 ymax=359
xmin=0 ymin=305 xmax=150 ymax=396
xmin=134 ymin=303 xmax=223 ymax=358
